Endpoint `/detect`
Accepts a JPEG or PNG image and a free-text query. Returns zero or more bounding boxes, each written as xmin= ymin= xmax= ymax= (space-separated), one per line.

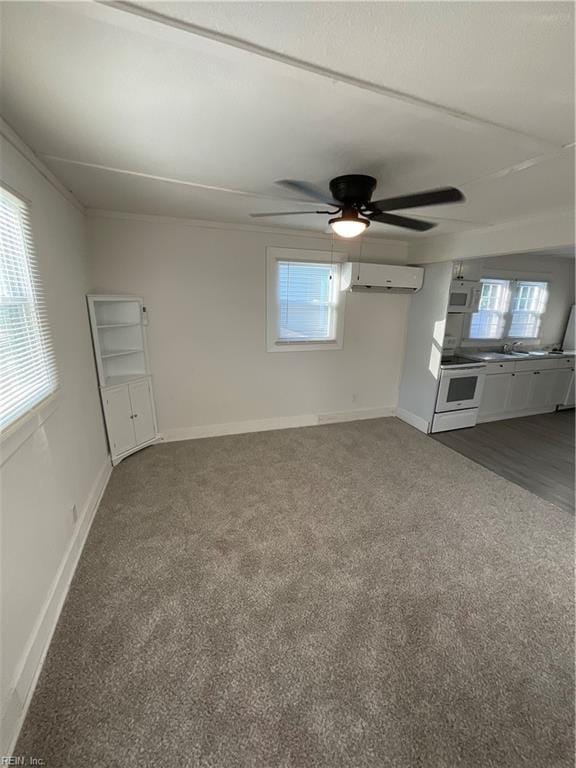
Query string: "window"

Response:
xmin=467 ymin=278 xmax=548 ymax=341
xmin=267 ymin=248 xmax=345 ymax=351
xmin=469 ymin=279 xmax=510 ymax=340
xmin=0 ymin=185 xmax=58 ymax=431
xmin=509 ymin=281 xmax=548 ymax=338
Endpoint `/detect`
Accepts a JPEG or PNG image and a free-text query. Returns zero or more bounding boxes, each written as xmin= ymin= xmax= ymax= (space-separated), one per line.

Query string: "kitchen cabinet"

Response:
xmin=563 ymin=369 xmax=575 ymax=408
xmin=548 ymin=368 xmax=572 ymax=405
xmin=477 ymin=356 xmax=574 ymax=423
xmin=507 ymin=372 xmax=532 ymax=412
xmin=479 ymin=373 xmax=512 ymax=419
xmin=527 ymin=370 xmax=554 ymax=409
xmin=527 ymin=369 xmax=571 ymax=409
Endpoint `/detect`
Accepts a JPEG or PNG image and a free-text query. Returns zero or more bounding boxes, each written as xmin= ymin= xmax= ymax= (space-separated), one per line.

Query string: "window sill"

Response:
xmin=460 ymin=338 xmax=540 ymax=347
xmin=0 ymin=390 xmax=60 ymax=467
xmin=267 ymin=340 xmax=343 ymax=353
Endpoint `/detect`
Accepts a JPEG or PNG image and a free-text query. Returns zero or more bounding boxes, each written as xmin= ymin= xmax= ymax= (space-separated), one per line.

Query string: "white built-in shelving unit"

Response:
xmin=87 ymin=294 xmax=159 ymax=465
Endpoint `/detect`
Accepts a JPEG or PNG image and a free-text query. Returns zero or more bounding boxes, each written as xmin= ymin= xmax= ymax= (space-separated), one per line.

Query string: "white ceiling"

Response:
xmin=1 ymin=1 xmax=574 ymax=239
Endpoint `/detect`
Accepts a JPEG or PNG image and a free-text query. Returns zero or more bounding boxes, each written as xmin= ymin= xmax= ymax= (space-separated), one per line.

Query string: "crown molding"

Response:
xmin=86 ymin=208 xmax=410 ymax=245
xmin=0 ymin=117 xmax=84 ymax=213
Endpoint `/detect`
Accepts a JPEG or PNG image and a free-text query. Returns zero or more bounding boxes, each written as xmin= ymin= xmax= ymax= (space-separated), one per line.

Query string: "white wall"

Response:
xmin=445 ymin=252 xmax=575 ymax=348
xmin=409 ymin=210 xmax=574 ymax=265
xmin=88 ymin=213 xmax=410 ymax=438
xmin=397 ymin=262 xmax=453 ymax=433
xmin=0 ymin=134 xmax=109 ymax=752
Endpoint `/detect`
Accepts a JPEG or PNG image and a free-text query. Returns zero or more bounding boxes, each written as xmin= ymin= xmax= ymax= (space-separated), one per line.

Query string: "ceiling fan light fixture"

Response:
xmin=253 ymin=176 xmax=463 ymax=232
xmin=329 ymin=212 xmax=370 ymax=239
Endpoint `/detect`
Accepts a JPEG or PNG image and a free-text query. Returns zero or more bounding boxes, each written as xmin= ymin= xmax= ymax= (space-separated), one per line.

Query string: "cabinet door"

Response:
xmin=129 ymin=379 xmax=156 ymax=446
xmin=479 ymin=373 xmax=512 ymax=418
xmin=549 ymin=368 xmax=572 ymax=405
xmin=528 ymin=370 xmax=560 ymax=409
xmin=507 ymin=372 xmax=532 ymax=412
xmin=564 ymin=370 xmax=575 ymax=407
xmin=103 ymin=386 xmax=136 ymax=456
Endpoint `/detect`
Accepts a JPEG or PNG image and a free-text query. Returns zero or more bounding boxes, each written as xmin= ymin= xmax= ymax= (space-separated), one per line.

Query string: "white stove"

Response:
xmin=432 ymin=355 xmax=487 ymax=432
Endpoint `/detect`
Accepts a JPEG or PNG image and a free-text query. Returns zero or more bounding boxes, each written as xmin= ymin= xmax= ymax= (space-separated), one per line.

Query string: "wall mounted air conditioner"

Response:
xmin=340 ymin=262 xmax=424 ymax=293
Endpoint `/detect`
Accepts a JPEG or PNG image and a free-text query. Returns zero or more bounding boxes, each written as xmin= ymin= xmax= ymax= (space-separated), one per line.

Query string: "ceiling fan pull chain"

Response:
xmin=358 ymin=229 xmax=365 ymax=268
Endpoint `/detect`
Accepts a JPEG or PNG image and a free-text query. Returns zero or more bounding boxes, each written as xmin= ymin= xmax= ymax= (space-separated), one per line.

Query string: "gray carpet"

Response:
xmin=17 ymin=418 xmax=574 ymax=767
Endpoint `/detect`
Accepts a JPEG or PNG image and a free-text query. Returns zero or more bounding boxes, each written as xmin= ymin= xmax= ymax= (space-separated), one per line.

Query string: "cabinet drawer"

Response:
xmin=514 ymin=357 xmax=573 ymax=372
xmin=432 ymin=409 xmax=478 ymax=433
xmin=486 ymin=361 xmax=515 ymax=374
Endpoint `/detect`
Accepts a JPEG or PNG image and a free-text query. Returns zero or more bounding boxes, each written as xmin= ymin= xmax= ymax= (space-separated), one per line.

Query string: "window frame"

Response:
xmin=464 ymin=276 xmax=549 ymax=344
xmin=507 ymin=279 xmax=549 ymax=339
xmin=466 ymin=278 xmax=510 ymax=342
xmin=0 ymin=183 xmax=59 ymax=458
xmin=266 ymin=247 xmax=347 ymax=352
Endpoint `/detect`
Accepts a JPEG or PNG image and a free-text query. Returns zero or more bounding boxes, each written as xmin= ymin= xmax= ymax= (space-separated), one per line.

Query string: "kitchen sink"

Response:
xmin=470 ymin=352 xmax=518 ymax=361
xmin=509 ymin=350 xmax=565 ymax=358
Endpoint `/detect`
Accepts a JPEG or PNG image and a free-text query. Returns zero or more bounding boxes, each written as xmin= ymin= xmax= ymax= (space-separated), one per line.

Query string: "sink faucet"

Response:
xmin=503 ymin=341 xmax=522 ymax=354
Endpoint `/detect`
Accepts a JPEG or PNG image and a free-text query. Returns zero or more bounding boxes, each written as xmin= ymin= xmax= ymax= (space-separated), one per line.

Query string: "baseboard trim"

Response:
xmin=396 ymin=407 xmax=430 ymax=434
xmin=316 ymin=407 xmax=396 ymax=425
xmin=1 ymin=457 xmax=112 ymax=755
xmin=161 ymin=407 xmax=396 ymax=443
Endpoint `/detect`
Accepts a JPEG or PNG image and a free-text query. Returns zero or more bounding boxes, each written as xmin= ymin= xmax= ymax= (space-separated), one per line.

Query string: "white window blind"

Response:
xmin=468 ymin=278 xmax=548 ymax=341
xmin=0 ymin=186 xmax=58 ymax=431
xmin=276 ymin=260 xmax=340 ymax=342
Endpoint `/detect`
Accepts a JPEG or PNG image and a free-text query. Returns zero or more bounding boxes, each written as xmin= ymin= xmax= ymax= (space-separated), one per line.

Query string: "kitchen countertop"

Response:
xmin=464 ymin=351 xmax=574 ymax=362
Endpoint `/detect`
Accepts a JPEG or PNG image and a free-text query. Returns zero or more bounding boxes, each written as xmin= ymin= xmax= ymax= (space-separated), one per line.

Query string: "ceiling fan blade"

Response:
xmin=368 ymin=211 xmax=437 ymax=231
xmin=275 ymin=179 xmax=338 ymax=205
xmin=250 ymin=210 xmax=330 ymax=218
xmin=370 ymin=187 xmax=465 ymax=212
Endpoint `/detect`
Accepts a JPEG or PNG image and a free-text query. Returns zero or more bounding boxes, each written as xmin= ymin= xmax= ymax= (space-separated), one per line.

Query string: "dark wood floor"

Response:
xmin=432 ymin=409 xmax=575 ymax=513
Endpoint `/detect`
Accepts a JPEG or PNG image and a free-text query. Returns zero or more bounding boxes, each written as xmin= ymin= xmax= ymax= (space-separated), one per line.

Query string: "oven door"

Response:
xmin=436 ymin=367 xmax=486 ymax=412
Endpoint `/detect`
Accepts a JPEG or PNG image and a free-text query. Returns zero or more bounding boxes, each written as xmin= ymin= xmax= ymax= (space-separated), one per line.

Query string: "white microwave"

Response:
xmin=447 ymin=279 xmax=482 ymax=313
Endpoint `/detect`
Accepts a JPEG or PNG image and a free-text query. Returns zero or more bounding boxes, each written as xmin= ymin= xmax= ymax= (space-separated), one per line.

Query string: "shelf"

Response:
xmin=97 ymin=322 xmax=141 ymax=329
xmin=104 ymin=374 xmax=148 ymax=387
xmin=101 ymin=349 xmax=143 ymax=359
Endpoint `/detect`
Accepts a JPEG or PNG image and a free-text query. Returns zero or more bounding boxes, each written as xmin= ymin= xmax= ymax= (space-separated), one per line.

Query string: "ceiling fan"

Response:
xmin=251 ymin=175 xmax=465 ymax=237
